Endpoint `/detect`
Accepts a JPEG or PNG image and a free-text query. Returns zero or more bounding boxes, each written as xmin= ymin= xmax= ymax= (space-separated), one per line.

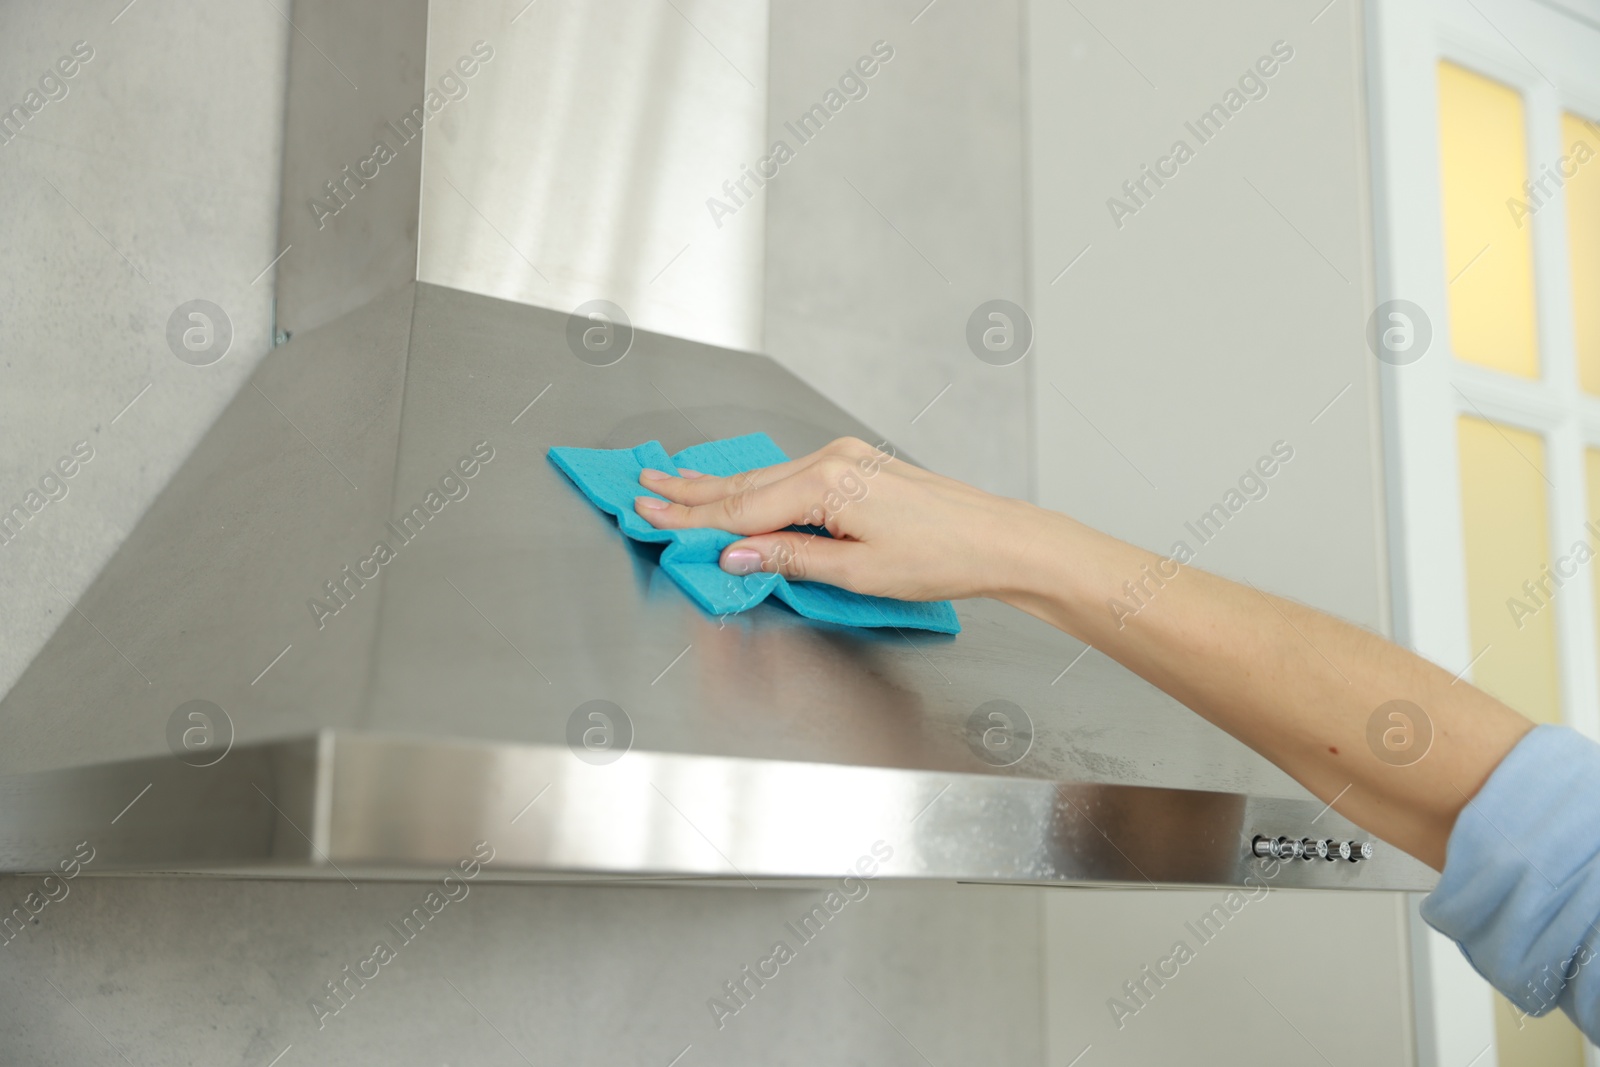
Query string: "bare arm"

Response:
xmin=998 ymin=507 xmax=1532 ymax=870
xmin=635 ymin=437 xmax=1534 ymax=870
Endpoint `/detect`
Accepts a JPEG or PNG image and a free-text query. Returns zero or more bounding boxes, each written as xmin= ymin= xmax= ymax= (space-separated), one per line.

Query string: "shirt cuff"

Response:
xmin=1420 ymin=724 xmax=1600 ymax=1037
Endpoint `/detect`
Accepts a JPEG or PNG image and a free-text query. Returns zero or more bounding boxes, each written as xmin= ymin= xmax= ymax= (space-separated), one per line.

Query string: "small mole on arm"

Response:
xmin=1328 ymin=746 xmax=1339 ymax=755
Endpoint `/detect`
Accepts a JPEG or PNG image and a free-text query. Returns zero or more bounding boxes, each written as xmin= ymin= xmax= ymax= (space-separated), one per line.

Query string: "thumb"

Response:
xmin=721 ymin=531 xmax=859 ymax=586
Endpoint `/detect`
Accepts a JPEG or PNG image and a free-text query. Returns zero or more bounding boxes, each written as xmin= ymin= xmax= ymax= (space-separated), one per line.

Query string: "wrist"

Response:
xmin=985 ymin=503 xmax=1128 ymax=638
xmin=983 ymin=501 xmax=1080 ymax=601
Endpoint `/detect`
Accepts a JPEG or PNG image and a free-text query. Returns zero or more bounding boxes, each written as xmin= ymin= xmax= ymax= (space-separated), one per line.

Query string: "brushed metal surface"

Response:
xmin=763 ymin=0 xmax=1032 ymax=498
xmin=0 ymin=732 xmax=1432 ymax=891
xmin=0 ymin=282 xmax=1434 ymax=889
xmin=416 ymin=0 xmax=768 ymax=352
xmin=276 ymin=0 xmax=768 ymax=351
xmin=275 ymin=0 xmax=429 ymax=337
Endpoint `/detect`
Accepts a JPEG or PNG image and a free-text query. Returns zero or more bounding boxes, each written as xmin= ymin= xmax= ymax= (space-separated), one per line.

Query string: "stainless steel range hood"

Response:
xmin=0 ymin=1 xmax=1434 ymax=892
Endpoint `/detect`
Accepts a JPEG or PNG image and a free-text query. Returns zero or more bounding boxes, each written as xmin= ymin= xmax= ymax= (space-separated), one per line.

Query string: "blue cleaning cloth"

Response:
xmin=547 ymin=432 xmax=960 ymax=634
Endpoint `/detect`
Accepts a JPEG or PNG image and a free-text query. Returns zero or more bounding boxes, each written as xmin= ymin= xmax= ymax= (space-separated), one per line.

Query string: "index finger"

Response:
xmin=634 ymin=455 xmax=860 ymax=535
xmin=639 ymin=452 xmax=821 ymax=506
xmin=640 ymin=437 xmax=893 ymax=506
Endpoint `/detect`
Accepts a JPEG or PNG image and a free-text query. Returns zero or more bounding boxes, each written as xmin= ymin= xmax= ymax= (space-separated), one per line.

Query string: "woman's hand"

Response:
xmin=632 ymin=436 xmax=1041 ymax=602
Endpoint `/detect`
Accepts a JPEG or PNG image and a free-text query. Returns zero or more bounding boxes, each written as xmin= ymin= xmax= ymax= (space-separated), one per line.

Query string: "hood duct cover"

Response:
xmin=0 ymin=0 xmax=1432 ymax=891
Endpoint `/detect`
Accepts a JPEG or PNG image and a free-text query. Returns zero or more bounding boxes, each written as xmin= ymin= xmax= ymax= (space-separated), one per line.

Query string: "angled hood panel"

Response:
xmin=0 ymin=283 xmax=1435 ymax=891
xmin=0 ymin=284 xmax=415 ymax=775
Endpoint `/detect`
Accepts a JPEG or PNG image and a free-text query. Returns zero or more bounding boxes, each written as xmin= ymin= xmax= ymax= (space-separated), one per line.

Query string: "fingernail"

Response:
xmin=678 ymin=468 xmax=706 ymax=479
xmin=635 ymin=495 xmax=669 ymax=511
xmin=640 ymin=468 xmax=669 ymax=481
xmin=723 ymin=548 xmax=762 ymax=576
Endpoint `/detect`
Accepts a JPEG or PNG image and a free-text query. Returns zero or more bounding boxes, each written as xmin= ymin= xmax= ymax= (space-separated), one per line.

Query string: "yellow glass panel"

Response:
xmin=1495 ymin=993 xmax=1587 ymax=1067
xmin=1568 ymin=112 xmax=1600 ymax=393
xmin=1462 ymin=421 xmax=1580 ymax=1064
xmin=1457 ymin=416 xmax=1560 ymax=723
xmin=1437 ymin=62 xmax=1539 ymax=376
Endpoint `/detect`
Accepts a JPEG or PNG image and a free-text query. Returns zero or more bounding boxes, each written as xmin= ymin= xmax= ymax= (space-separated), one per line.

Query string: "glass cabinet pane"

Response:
xmin=1437 ymin=62 xmax=1540 ymax=377
xmin=1457 ymin=416 xmax=1560 ymax=723
xmin=1494 ymin=995 xmax=1588 ymax=1067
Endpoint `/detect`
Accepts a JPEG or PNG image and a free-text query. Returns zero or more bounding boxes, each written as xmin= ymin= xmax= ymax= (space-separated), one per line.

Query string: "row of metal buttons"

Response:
xmin=1252 ymin=835 xmax=1374 ymax=862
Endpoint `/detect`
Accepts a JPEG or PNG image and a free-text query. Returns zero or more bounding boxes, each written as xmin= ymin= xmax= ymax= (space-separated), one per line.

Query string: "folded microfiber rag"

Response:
xmin=547 ymin=432 xmax=960 ymax=634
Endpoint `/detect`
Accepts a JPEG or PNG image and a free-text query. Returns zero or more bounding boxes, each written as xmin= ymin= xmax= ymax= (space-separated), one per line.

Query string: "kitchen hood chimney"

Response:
xmin=0 ymin=1 xmax=1432 ymax=892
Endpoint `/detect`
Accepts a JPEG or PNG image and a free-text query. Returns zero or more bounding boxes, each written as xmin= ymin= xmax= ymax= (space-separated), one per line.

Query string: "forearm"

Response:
xmin=633 ymin=439 xmax=1535 ymax=869
xmin=993 ymin=503 xmax=1534 ymax=870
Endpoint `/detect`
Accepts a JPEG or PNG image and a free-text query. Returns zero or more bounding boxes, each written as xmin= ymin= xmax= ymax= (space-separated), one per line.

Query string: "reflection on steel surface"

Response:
xmin=0 ymin=285 xmax=1435 ymax=891
xmin=0 ymin=732 xmax=1432 ymax=891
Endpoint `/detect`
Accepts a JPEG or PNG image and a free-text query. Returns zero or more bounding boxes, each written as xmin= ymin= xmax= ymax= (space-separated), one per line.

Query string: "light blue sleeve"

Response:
xmin=1420 ymin=724 xmax=1600 ymax=1042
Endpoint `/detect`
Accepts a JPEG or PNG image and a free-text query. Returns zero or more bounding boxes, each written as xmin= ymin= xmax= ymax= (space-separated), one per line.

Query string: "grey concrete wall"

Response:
xmin=0 ymin=877 xmax=1043 ymax=1065
xmin=0 ymin=0 xmax=286 ymax=702
xmin=0 ymin=3 xmax=1047 ymax=1063
xmin=762 ymin=0 xmax=1033 ymax=498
